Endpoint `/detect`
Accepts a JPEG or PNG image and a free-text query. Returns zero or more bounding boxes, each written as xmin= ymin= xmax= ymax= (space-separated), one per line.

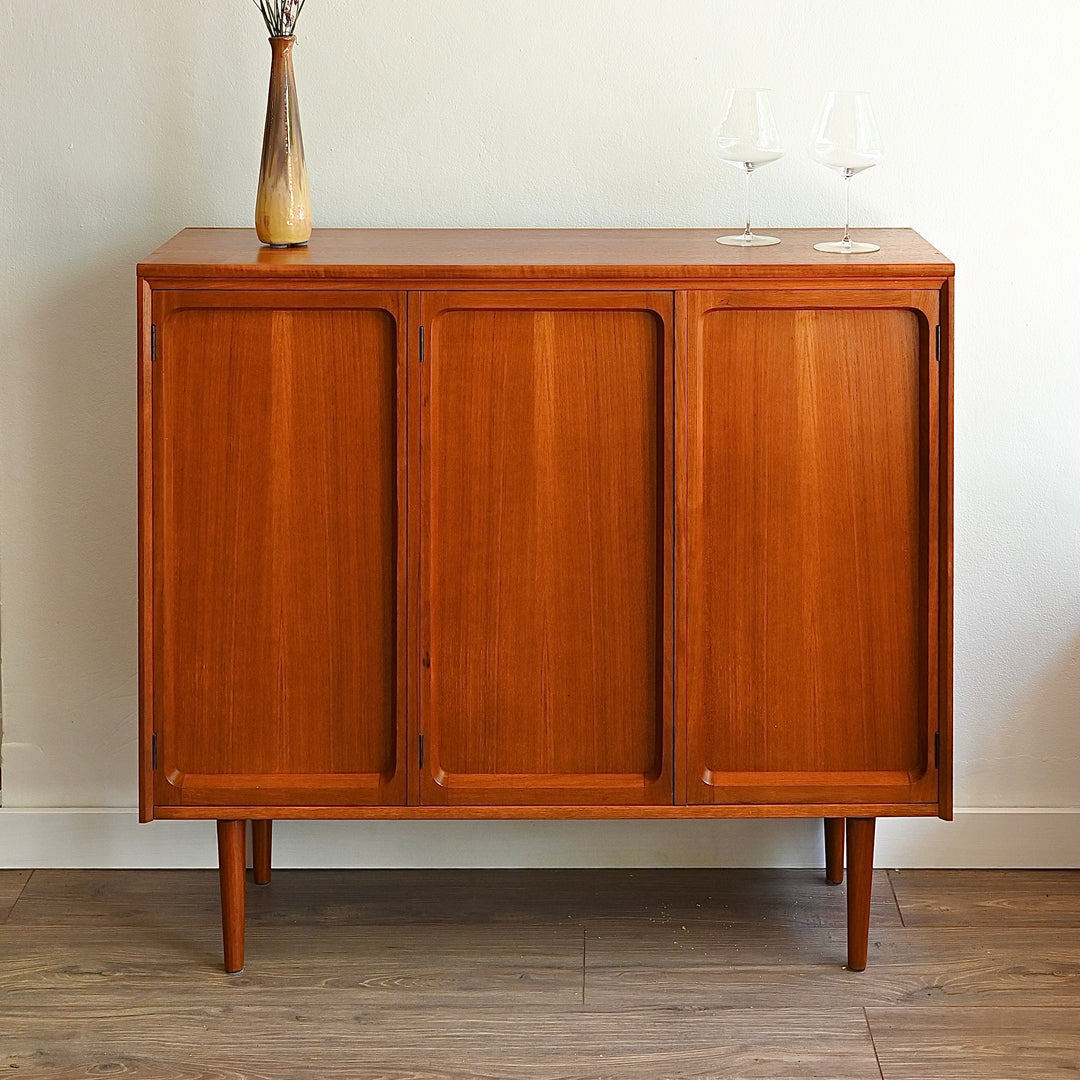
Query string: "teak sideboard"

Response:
xmin=137 ymin=228 xmax=954 ymax=973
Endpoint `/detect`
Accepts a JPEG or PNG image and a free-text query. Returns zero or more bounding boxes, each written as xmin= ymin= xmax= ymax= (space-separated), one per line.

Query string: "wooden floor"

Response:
xmin=1 ymin=867 xmax=1079 ymax=1078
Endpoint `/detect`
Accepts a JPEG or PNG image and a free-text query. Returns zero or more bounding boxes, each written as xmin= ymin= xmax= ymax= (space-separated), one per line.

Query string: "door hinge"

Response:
xmin=935 ymin=324 xmax=941 ymax=363
xmin=152 ymin=732 xmax=158 ymax=770
xmin=418 ymin=325 xmax=425 ymax=363
xmin=418 ymin=733 xmax=424 ymax=769
xmin=151 ymin=324 xmax=157 ymax=361
xmin=934 ymin=731 xmax=941 ymax=769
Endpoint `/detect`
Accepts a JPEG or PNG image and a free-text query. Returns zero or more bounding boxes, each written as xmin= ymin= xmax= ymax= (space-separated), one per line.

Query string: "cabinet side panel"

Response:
xmin=938 ymin=276 xmax=955 ymax=819
xmin=157 ymin=303 xmax=400 ymax=803
xmin=695 ymin=307 xmax=923 ymax=784
xmin=425 ymin=301 xmax=668 ymax=803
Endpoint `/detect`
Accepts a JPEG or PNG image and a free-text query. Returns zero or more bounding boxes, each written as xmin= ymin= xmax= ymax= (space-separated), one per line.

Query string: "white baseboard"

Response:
xmin=0 ymin=808 xmax=1078 ymax=868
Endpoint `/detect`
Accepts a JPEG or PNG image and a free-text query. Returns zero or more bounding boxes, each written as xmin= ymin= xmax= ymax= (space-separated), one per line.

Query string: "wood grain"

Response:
xmin=251 ymin=820 xmax=272 ymax=885
xmin=0 ymin=870 xmax=32 ymax=921
xmin=421 ymin=292 xmax=672 ymax=805
xmin=137 ymin=229 xmax=955 ymax=967
xmin=12 ymin=919 xmax=1076 ymax=1012
xmin=4 ymin=868 xmax=902 ymax=930
xmin=138 ymin=276 xmax=155 ymax=821
xmin=866 ymin=1007 xmax=1080 ymax=1079
xmin=825 ymin=818 xmax=845 ymax=885
xmin=139 ymin=231 xmax=953 ymax=827
xmin=152 ymin=291 xmax=407 ymax=807
xmin=148 ymin=801 xmax=943 ymax=820
xmin=681 ymin=293 xmax=940 ymax=808
xmin=0 ymin=924 xmax=584 ymax=1006
xmin=937 ymin=274 xmax=955 ymax=819
xmin=584 ymin=925 xmax=1080 ymax=1008
xmin=5 ymin=869 xmax=1077 ymax=1080
xmin=138 ymin=227 xmax=953 ymax=285
xmin=217 ymin=819 xmax=245 ymax=973
xmin=889 ymin=869 xmax=1080 ymax=927
xmin=847 ymin=818 xmax=876 ymax=971
xmin=6 ymin=870 xmax=227 ymax=927
xmin=0 ymin=1005 xmax=881 ymax=1079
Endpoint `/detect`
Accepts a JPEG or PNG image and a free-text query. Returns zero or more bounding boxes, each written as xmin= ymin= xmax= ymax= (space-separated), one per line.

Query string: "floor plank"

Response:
xmin=0 ymin=869 xmax=32 ymax=920
xmin=6 ymin=869 xmax=223 ymax=927
xmin=9 ymin=868 xmax=902 ymax=929
xmin=0 ymin=1005 xmax=882 ymax=1079
xmin=0 ymin=922 xmax=584 ymax=1006
xmin=889 ymin=870 xmax=1080 ymax=927
xmin=585 ymin=924 xmax=1080 ymax=1007
xmin=867 ymin=1006 xmax=1080 ymax=1079
xmin=576 ymin=869 xmax=903 ymax=930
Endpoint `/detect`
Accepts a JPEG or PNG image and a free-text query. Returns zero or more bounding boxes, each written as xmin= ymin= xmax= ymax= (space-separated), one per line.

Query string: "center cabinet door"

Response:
xmin=419 ymin=292 xmax=674 ymax=805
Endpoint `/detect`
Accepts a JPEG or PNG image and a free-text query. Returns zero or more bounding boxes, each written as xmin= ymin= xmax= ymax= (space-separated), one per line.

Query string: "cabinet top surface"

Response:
xmin=139 ymin=228 xmax=953 ymax=283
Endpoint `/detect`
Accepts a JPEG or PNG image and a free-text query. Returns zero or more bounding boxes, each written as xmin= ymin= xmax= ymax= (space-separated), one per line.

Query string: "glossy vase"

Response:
xmin=255 ymin=35 xmax=311 ymax=247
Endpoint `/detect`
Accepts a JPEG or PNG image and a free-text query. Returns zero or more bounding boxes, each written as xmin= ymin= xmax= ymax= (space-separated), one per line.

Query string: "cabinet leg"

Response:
xmin=845 ymin=817 xmax=876 ymax=971
xmin=216 ymin=819 xmax=246 ymax=974
xmin=824 ymin=817 xmax=844 ymax=885
xmin=252 ymin=820 xmax=272 ymax=886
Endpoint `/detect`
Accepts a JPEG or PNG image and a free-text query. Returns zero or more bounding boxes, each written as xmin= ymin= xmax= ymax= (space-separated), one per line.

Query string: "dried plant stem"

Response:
xmin=252 ymin=0 xmax=307 ymax=37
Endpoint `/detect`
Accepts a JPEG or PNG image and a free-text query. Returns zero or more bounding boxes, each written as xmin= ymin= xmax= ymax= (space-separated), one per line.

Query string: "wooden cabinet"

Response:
xmin=138 ymin=228 xmax=954 ymax=974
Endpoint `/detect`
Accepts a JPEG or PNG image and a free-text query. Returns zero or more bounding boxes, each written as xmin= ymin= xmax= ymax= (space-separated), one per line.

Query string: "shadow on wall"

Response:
xmin=0 ymin=0 xmax=275 ymax=802
xmin=2 ymin=30 xmax=226 ymax=803
xmin=4 ymin=248 xmax=147 ymax=805
xmin=256 ymin=817 xmax=831 ymax=871
xmin=972 ymin=628 xmax=1080 ymax=808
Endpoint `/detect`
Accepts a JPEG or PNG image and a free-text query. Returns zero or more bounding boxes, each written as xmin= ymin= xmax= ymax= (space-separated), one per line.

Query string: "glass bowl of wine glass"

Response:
xmin=810 ymin=91 xmax=883 ymax=254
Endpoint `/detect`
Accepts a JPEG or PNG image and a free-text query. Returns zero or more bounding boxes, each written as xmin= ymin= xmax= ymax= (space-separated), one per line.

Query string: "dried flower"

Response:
xmin=252 ymin=0 xmax=307 ymax=36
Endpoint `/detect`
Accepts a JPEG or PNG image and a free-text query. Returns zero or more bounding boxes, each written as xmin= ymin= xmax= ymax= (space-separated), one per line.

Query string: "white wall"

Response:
xmin=3 ymin=0 xmax=1080 ymax=866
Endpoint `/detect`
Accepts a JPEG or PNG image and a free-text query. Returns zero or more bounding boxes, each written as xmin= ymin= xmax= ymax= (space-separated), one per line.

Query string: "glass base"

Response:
xmin=717 ymin=233 xmax=781 ymax=247
xmin=813 ymin=240 xmax=880 ymax=254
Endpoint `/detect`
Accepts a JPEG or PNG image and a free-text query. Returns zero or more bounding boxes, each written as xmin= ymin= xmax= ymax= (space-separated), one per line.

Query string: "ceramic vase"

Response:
xmin=255 ymin=35 xmax=311 ymax=247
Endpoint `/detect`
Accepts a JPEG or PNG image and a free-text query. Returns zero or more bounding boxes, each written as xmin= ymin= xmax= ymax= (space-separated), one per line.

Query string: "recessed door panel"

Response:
xmin=680 ymin=293 xmax=939 ymax=806
xmin=153 ymin=292 xmax=407 ymax=807
xmin=421 ymin=292 xmax=673 ymax=805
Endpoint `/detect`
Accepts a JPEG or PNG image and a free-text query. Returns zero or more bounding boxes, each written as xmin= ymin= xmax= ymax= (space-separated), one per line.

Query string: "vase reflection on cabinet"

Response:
xmin=256 ymin=35 xmax=311 ymax=247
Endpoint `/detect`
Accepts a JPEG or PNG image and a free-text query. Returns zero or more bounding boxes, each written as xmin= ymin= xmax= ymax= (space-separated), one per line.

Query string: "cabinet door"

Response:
xmin=420 ymin=292 xmax=673 ymax=805
xmin=151 ymin=291 xmax=407 ymax=808
xmin=679 ymin=290 xmax=942 ymax=808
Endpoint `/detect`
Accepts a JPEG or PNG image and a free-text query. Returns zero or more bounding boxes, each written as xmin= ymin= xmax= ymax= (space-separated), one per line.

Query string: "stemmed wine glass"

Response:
xmin=709 ymin=89 xmax=783 ymax=246
xmin=810 ymin=91 xmax=883 ymax=253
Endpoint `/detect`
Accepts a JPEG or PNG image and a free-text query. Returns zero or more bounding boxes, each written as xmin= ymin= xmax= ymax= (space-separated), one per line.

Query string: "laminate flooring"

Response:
xmin=1 ymin=867 xmax=1078 ymax=1078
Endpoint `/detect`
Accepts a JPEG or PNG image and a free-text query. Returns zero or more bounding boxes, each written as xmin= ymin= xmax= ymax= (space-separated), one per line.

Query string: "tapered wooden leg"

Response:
xmin=824 ymin=817 xmax=844 ymax=885
xmin=845 ymin=817 xmax=876 ymax=971
xmin=252 ymin=820 xmax=272 ymax=886
xmin=216 ymin=819 xmax=246 ymax=974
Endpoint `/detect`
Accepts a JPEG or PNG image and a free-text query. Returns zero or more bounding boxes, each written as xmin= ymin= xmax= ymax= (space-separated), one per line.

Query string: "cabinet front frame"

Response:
xmin=676 ymin=287 xmax=947 ymax=814
xmin=137 ymin=268 xmax=952 ymax=824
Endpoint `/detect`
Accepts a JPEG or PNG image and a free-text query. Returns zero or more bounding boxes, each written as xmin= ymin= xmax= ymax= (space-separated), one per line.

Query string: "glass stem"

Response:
xmin=743 ymin=165 xmax=753 ymax=240
xmin=843 ymin=169 xmax=852 ymax=245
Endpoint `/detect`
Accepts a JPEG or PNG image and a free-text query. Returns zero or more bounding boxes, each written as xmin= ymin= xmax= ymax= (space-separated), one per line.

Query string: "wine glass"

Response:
xmin=709 ymin=89 xmax=783 ymax=247
xmin=810 ymin=91 xmax=883 ymax=254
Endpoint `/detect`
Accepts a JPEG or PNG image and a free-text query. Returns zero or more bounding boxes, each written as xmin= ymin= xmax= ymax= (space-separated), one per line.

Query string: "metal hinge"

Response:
xmin=151 ymin=324 xmax=157 ymax=361
xmin=935 ymin=324 xmax=941 ymax=363
xmin=152 ymin=733 xmax=158 ymax=770
xmin=418 ymin=733 xmax=424 ymax=769
xmin=934 ymin=731 xmax=941 ymax=769
xmin=418 ymin=325 xmax=425 ymax=363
